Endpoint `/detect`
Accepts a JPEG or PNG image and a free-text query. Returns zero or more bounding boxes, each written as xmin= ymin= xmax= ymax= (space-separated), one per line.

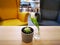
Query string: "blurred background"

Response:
xmin=20 ymin=0 xmax=40 ymax=12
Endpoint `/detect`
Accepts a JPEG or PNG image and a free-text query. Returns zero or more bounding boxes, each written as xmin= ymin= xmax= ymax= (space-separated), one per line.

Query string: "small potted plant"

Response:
xmin=21 ymin=27 xmax=34 ymax=43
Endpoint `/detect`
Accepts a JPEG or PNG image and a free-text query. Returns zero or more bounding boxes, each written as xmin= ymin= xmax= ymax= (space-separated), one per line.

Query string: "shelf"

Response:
xmin=31 ymin=1 xmax=40 ymax=2
xmin=21 ymin=0 xmax=40 ymax=3
xmin=20 ymin=0 xmax=40 ymax=12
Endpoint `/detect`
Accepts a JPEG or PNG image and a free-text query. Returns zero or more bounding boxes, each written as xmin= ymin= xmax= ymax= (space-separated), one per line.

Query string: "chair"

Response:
xmin=37 ymin=0 xmax=60 ymax=26
xmin=0 ymin=0 xmax=29 ymax=26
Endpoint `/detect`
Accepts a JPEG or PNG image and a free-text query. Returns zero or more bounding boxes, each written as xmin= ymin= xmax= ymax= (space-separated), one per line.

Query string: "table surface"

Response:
xmin=0 ymin=26 xmax=60 ymax=45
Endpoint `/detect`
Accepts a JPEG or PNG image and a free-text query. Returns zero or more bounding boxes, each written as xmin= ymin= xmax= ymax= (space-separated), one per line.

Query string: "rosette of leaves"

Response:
xmin=24 ymin=27 xmax=32 ymax=34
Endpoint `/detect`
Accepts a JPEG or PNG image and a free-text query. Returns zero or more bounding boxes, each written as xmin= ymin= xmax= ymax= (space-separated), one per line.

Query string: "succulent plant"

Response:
xmin=24 ymin=27 xmax=32 ymax=34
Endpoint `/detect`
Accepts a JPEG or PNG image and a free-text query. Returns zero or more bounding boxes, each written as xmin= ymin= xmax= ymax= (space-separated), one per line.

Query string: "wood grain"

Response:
xmin=0 ymin=26 xmax=60 ymax=45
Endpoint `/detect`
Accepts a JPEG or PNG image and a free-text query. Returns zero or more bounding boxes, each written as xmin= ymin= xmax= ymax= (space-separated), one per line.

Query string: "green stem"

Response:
xmin=37 ymin=26 xmax=40 ymax=35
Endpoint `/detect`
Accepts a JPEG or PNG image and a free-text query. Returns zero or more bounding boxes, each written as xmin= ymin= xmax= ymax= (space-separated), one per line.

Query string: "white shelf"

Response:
xmin=21 ymin=0 xmax=40 ymax=3
xmin=20 ymin=0 xmax=40 ymax=12
xmin=28 ymin=1 xmax=40 ymax=2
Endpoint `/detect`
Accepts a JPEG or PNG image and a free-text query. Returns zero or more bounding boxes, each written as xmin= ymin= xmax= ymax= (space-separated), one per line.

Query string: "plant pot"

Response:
xmin=21 ymin=27 xmax=34 ymax=43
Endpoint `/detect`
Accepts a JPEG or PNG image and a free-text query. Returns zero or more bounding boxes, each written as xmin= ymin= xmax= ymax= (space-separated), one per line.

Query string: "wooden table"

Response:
xmin=0 ymin=26 xmax=60 ymax=45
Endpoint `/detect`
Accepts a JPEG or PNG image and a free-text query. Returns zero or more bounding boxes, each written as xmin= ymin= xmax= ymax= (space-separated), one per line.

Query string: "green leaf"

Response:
xmin=31 ymin=17 xmax=39 ymax=31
